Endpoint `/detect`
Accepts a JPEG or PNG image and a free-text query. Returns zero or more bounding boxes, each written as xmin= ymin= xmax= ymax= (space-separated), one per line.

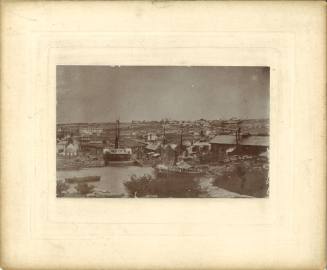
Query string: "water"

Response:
xmin=57 ymin=166 xmax=247 ymax=198
xmin=57 ymin=166 xmax=155 ymax=196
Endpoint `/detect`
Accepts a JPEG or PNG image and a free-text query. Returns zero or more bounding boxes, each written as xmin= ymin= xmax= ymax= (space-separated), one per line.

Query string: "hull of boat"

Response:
xmin=65 ymin=176 xmax=101 ymax=184
xmin=103 ymin=153 xmax=134 ymax=166
xmin=104 ymin=153 xmax=132 ymax=161
xmin=105 ymin=160 xmax=135 ymax=166
xmin=155 ymin=169 xmax=204 ymax=179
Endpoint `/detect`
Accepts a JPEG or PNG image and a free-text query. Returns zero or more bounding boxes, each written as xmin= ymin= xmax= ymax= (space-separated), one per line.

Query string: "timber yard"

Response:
xmin=56 ymin=118 xmax=269 ymax=198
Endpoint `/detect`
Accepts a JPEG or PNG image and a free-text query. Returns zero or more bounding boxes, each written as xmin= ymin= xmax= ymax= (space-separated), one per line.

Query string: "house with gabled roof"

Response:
xmin=210 ymin=133 xmax=269 ymax=161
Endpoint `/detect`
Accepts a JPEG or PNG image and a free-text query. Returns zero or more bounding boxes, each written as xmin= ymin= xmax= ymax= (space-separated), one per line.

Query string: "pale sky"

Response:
xmin=57 ymin=66 xmax=269 ymax=123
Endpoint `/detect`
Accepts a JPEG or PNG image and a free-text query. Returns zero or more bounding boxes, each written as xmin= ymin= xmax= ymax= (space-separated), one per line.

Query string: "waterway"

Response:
xmin=57 ymin=166 xmax=247 ymax=198
xmin=57 ymin=166 xmax=154 ymax=196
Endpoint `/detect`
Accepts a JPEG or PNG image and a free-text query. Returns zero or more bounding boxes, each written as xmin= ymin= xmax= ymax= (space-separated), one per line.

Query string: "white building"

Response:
xmin=147 ymin=133 xmax=158 ymax=142
xmin=56 ymin=140 xmax=67 ymax=154
xmin=65 ymin=142 xmax=79 ymax=156
xmin=79 ymin=126 xmax=103 ymax=136
xmin=57 ymin=140 xmax=79 ymax=156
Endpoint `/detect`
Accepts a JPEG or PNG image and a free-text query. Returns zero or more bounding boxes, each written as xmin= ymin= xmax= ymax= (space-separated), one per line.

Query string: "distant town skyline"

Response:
xmin=57 ymin=66 xmax=270 ymax=124
xmin=56 ymin=118 xmax=269 ymax=125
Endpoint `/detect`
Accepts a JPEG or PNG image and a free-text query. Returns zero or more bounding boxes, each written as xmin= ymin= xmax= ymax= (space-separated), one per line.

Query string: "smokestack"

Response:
xmin=238 ymin=127 xmax=241 ymax=142
xmin=180 ymin=128 xmax=183 ymax=154
xmin=115 ymin=120 xmax=119 ymax=149
xmin=162 ymin=124 xmax=167 ymax=145
xmin=235 ymin=129 xmax=238 ymax=145
xmin=235 ymin=127 xmax=241 ymax=145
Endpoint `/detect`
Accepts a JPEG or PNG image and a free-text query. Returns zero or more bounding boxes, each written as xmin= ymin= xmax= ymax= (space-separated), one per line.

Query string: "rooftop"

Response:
xmin=210 ymin=135 xmax=269 ymax=147
xmin=240 ymin=136 xmax=269 ymax=147
xmin=210 ymin=135 xmax=236 ymax=145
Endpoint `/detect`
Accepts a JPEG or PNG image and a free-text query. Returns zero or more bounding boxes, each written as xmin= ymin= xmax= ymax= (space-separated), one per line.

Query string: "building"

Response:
xmin=210 ymin=134 xmax=269 ymax=161
xmin=79 ymin=126 xmax=103 ymax=136
xmin=238 ymin=136 xmax=269 ymax=155
xmin=183 ymin=140 xmax=192 ymax=148
xmin=191 ymin=141 xmax=211 ymax=153
xmin=147 ymin=133 xmax=158 ymax=142
xmin=65 ymin=142 xmax=79 ymax=156
xmin=80 ymin=141 xmax=104 ymax=155
xmin=57 ymin=139 xmax=80 ymax=156
xmin=145 ymin=142 xmax=161 ymax=153
xmin=222 ymin=119 xmax=241 ymax=130
xmin=56 ymin=140 xmax=68 ymax=154
xmin=196 ymin=118 xmax=208 ymax=126
xmin=56 ymin=124 xmax=80 ymax=137
xmin=210 ymin=135 xmax=237 ymax=161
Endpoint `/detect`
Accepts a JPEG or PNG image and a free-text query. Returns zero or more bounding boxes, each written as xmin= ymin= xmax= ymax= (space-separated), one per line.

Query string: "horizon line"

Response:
xmin=57 ymin=118 xmax=269 ymax=125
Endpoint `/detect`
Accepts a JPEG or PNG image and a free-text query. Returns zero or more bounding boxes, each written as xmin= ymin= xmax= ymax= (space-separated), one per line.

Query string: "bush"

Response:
xmin=56 ymin=180 xmax=69 ymax=197
xmin=124 ymin=174 xmax=202 ymax=198
xmin=76 ymin=183 xmax=95 ymax=196
xmin=213 ymin=164 xmax=268 ymax=197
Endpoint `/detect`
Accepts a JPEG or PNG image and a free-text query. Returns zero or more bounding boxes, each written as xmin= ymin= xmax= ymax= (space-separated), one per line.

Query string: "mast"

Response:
xmin=174 ymin=149 xmax=178 ymax=166
xmin=179 ymin=128 xmax=183 ymax=155
xmin=235 ymin=127 xmax=241 ymax=145
xmin=162 ymin=123 xmax=167 ymax=145
xmin=115 ymin=120 xmax=119 ymax=149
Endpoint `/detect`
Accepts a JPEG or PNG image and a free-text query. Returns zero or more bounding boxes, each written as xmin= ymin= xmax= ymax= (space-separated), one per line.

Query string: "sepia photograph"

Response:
xmin=56 ymin=66 xmax=270 ymax=198
xmin=2 ymin=1 xmax=326 ymax=269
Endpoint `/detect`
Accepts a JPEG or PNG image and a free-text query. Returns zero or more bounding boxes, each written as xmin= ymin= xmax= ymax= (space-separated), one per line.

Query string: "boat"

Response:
xmin=103 ymin=120 xmax=133 ymax=165
xmin=155 ymin=163 xmax=204 ymax=179
xmin=154 ymin=127 xmax=204 ymax=180
xmin=65 ymin=176 xmax=101 ymax=184
xmin=87 ymin=192 xmax=125 ymax=198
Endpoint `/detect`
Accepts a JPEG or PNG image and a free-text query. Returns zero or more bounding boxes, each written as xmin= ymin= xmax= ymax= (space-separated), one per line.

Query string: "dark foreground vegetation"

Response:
xmin=213 ymin=163 xmax=268 ymax=198
xmin=124 ymin=174 xmax=203 ymax=198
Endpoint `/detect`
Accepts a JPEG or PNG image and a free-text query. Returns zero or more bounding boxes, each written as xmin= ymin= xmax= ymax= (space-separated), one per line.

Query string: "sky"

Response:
xmin=57 ymin=66 xmax=269 ymax=123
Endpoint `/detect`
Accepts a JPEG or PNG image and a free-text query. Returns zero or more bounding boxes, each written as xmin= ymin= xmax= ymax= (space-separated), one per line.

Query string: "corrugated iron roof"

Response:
xmin=240 ymin=136 xmax=269 ymax=146
xmin=209 ymin=135 xmax=236 ymax=145
xmin=210 ymin=135 xmax=269 ymax=147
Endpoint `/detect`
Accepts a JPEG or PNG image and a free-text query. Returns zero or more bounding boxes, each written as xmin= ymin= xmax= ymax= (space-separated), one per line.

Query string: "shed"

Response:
xmin=210 ymin=135 xmax=236 ymax=145
xmin=238 ymin=136 xmax=269 ymax=155
xmin=210 ymin=135 xmax=237 ymax=160
xmin=192 ymin=141 xmax=211 ymax=153
xmin=240 ymin=136 xmax=269 ymax=147
xmin=209 ymin=135 xmax=269 ymax=160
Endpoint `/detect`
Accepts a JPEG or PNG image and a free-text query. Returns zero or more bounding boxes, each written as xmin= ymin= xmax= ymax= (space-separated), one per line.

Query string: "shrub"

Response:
xmin=56 ymin=180 xmax=69 ymax=197
xmin=124 ymin=174 xmax=202 ymax=198
xmin=76 ymin=183 xmax=95 ymax=196
xmin=213 ymin=164 xmax=268 ymax=197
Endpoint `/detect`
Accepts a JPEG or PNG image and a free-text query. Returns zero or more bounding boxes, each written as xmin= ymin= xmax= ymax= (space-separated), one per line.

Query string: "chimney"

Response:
xmin=236 ymin=127 xmax=241 ymax=145
xmin=115 ymin=120 xmax=120 ymax=149
xmin=162 ymin=124 xmax=167 ymax=145
xmin=235 ymin=130 xmax=238 ymax=145
xmin=180 ymin=128 xmax=183 ymax=154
